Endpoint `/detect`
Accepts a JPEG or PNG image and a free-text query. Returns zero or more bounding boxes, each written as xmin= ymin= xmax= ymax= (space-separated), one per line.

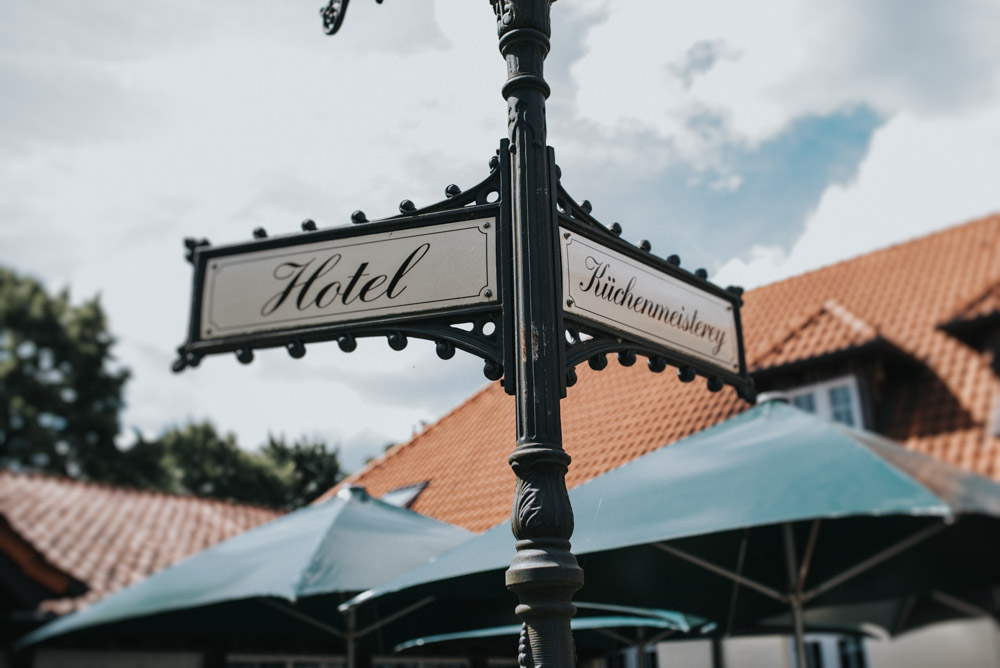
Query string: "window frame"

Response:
xmin=225 ymin=654 xmax=345 ymax=668
xmin=784 ymin=375 xmax=864 ymax=429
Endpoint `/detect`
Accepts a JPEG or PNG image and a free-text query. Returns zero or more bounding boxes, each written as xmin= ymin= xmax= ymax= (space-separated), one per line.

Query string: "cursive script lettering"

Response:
xmin=259 ymin=243 xmax=432 ymax=318
xmin=578 ymin=256 xmax=728 ymax=355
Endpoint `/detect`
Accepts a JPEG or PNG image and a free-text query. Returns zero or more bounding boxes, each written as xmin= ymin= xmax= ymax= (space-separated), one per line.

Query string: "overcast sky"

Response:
xmin=3 ymin=0 xmax=1000 ymax=472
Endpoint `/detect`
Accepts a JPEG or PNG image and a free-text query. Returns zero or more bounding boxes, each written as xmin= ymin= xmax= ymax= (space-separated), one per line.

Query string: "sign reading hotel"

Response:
xmin=560 ymin=228 xmax=740 ymax=374
xmin=190 ymin=217 xmax=497 ymax=343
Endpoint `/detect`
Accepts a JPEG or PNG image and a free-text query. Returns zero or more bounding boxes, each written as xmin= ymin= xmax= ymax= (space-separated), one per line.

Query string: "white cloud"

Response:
xmin=714 ymin=107 xmax=1000 ymax=288
xmin=3 ymin=0 xmax=1000 ymax=471
xmin=562 ymin=1 xmax=1000 ymax=173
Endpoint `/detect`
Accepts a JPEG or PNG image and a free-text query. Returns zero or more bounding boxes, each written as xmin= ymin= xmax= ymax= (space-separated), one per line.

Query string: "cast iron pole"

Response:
xmin=492 ymin=2 xmax=584 ymax=667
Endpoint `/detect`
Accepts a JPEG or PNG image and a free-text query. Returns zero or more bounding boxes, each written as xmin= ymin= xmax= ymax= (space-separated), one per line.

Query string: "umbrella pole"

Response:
xmin=347 ymin=609 xmax=356 ymax=668
xmin=783 ymin=524 xmax=808 ymax=668
xmin=710 ymin=636 xmax=725 ymax=668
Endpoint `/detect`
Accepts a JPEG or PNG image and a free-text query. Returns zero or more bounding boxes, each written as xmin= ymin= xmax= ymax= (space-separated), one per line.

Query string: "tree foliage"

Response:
xmin=120 ymin=424 xmax=344 ymax=509
xmin=0 ymin=268 xmax=129 ymax=479
xmin=262 ymin=435 xmax=345 ymax=509
xmin=1 ymin=267 xmax=344 ymax=509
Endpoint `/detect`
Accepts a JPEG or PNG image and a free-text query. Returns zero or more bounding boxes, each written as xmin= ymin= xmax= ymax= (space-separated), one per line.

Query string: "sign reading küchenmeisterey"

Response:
xmin=560 ymin=228 xmax=740 ymax=373
xmin=199 ymin=218 xmax=496 ymax=340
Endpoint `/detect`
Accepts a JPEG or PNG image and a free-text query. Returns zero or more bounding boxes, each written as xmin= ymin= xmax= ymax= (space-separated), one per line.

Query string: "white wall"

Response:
xmin=34 ymin=650 xmax=202 ymax=668
xmin=655 ymin=636 xmax=789 ymax=668
xmin=723 ymin=636 xmax=789 ymax=668
xmin=656 ymin=639 xmax=712 ymax=668
xmin=866 ymin=619 xmax=1000 ymax=668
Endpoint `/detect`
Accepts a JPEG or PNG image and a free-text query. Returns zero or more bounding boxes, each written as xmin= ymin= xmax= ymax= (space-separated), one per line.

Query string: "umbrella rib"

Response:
xmin=646 ymin=628 xmax=678 ymax=645
xmin=725 ymin=530 xmax=749 ymax=636
xmin=595 ymin=628 xmax=640 ymax=645
xmin=654 ymin=542 xmax=787 ymax=603
xmin=259 ymin=598 xmax=346 ymax=639
xmin=801 ymin=521 xmax=948 ymax=603
xmin=931 ymin=591 xmax=992 ymax=619
xmin=797 ymin=519 xmax=821 ymax=595
xmin=576 ymin=601 xmax=688 ymax=631
xmin=893 ymin=595 xmax=917 ymax=635
xmin=355 ymin=596 xmax=436 ymax=639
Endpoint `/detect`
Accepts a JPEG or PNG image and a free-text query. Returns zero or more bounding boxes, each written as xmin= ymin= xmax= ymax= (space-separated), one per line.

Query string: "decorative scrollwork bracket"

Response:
xmin=320 ymin=0 xmax=384 ymax=36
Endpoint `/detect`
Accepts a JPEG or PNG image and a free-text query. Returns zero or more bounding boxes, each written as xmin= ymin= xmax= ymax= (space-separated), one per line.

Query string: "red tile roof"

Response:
xmin=318 ymin=212 xmax=1000 ymax=533
xmin=942 ymin=280 xmax=1000 ymax=328
xmin=0 ymin=470 xmax=280 ymax=614
xmin=749 ymin=298 xmax=880 ymax=369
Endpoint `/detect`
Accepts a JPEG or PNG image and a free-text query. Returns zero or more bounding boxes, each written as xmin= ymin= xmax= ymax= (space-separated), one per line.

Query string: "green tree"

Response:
xmin=121 ymin=423 xmax=344 ymax=509
xmin=122 ymin=421 xmax=290 ymax=507
xmin=262 ymin=435 xmax=344 ymax=508
xmin=1 ymin=266 xmax=345 ymax=507
xmin=0 ymin=268 xmax=129 ymax=479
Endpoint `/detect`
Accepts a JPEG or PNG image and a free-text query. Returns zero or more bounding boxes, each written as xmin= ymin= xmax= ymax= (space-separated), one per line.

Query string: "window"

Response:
xmin=226 ymin=655 xmax=344 ymax=668
xmin=375 ymin=659 xmax=469 ymax=668
xmin=805 ymin=640 xmax=824 ymax=668
xmin=381 ymin=481 xmax=429 ymax=508
xmin=603 ymin=646 xmax=657 ymax=668
xmin=784 ymin=376 xmax=863 ymax=428
xmin=789 ymin=635 xmax=868 ymax=668
xmin=837 ymin=637 xmax=868 ymax=668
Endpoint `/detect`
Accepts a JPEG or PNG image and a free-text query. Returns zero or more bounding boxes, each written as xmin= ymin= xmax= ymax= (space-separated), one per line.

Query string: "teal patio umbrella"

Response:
xmin=393 ymin=603 xmax=713 ymax=661
xmin=18 ymin=485 xmax=472 ymax=664
xmin=342 ymin=401 xmax=1000 ymax=666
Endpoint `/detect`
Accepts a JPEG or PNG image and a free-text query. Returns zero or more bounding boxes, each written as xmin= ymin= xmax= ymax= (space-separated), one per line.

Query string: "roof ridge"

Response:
xmin=0 ymin=468 xmax=282 ymax=513
xmin=820 ymin=298 xmax=878 ymax=338
xmin=946 ymin=275 xmax=1000 ymax=320
xmin=748 ymin=298 xmax=881 ymax=369
xmin=748 ymin=211 xmax=1000 ymax=292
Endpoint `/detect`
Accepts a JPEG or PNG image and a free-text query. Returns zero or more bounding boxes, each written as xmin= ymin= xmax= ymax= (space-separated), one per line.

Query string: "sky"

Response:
xmin=2 ymin=0 xmax=1000 ymax=472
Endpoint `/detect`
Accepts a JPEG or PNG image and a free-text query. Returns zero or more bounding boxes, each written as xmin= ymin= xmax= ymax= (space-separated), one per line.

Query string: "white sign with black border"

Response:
xmin=560 ymin=227 xmax=740 ymax=374
xmin=200 ymin=217 xmax=497 ymax=340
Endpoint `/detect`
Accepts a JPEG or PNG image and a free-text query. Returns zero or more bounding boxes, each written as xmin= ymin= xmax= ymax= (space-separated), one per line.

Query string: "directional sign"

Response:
xmin=181 ymin=213 xmax=499 ymax=358
xmin=560 ymin=226 xmax=742 ymax=377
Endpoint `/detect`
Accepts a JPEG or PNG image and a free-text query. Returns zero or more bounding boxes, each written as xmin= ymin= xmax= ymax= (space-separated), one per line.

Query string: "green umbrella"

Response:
xmin=17 ymin=486 xmax=472 ymax=664
xmin=394 ymin=607 xmax=711 ymax=660
xmin=343 ymin=401 xmax=1000 ymax=666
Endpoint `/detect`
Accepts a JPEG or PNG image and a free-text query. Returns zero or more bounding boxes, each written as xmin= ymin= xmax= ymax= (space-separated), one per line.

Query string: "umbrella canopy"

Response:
xmin=343 ymin=401 xmax=1000 ymax=662
xmin=18 ymin=485 xmax=472 ymax=651
xmin=394 ymin=611 xmax=711 ymax=658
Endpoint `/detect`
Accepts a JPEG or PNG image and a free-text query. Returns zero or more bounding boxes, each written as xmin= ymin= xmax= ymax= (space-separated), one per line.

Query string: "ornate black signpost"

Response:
xmin=175 ymin=1 xmax=753 ymax=666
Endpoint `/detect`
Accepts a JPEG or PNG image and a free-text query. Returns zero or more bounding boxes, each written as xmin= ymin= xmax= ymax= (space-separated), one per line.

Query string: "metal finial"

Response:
xmin=387 ymin=332 xmax=408 ymax=350
xmin=483 ymin=360 xmax=503 ymax=381
xmin=618 ymin=350 xmax=637 ymax=367
xmin=286 ymin=340 xmax=306 ymax=359
xmin=436 ymin=340 xmax=456 ymax=359
xmin=588 ymin=353 xmax=608 ymax=371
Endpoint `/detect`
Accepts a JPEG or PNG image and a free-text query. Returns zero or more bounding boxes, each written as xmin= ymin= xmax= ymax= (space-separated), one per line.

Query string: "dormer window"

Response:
xmin=785 ymin=375 xmax=863 ymax=428
xmin=381 ymin=481 xmax=429 ymax=508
